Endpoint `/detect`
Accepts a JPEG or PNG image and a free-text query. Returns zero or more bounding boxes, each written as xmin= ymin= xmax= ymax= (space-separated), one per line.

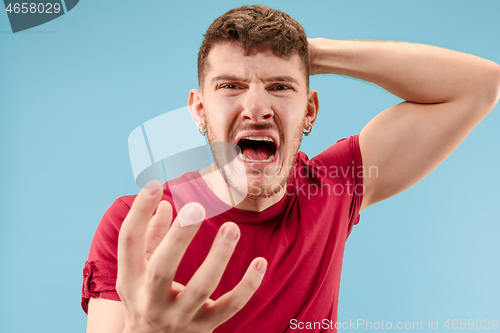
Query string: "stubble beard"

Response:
xmin=205 ymin=114 xmax=304 ymax=201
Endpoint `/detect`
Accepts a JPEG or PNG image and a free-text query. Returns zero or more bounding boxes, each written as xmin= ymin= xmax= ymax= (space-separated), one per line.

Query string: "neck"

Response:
xmin=199 ymin=164 xmax=285 ymax=212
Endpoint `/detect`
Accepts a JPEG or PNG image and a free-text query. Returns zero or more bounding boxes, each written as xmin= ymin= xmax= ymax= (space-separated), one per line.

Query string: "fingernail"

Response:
xmin=180 ymin=204 xmax=203 ymax=227
xmin=256 ymin=260 xmax=267 ymax=275
xmin=222 ymin=224 xmax=238 ymax=241
xmin=145 ymin=188 xmax=159 ymax=196
xmin=144 ymin=180 xmax=162 ymax=196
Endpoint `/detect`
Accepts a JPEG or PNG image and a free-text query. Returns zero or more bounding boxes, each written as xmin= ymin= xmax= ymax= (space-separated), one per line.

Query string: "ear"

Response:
xmin=305 ymin=89 xmax=319 ymax=127
xmin=188 ymin=89 xmax=204 ymax=128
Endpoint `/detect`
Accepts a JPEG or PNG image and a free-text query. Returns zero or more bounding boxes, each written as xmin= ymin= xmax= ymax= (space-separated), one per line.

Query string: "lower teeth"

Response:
xmin=239 ymin=152 xmax=275 ymax=162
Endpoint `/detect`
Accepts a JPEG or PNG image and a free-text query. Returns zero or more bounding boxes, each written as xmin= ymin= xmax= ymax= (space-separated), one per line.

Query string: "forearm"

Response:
xmin=310 ymin=38 xmax=500 ymax=105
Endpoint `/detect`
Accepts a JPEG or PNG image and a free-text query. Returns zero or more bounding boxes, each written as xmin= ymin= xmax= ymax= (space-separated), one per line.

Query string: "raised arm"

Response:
xmin=309 ymin=38 xmax=500 ymax=211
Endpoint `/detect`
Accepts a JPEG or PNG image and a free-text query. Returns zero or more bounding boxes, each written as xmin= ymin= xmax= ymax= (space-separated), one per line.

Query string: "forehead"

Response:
xmin=204 ymin=42 xmax=305 ymax=86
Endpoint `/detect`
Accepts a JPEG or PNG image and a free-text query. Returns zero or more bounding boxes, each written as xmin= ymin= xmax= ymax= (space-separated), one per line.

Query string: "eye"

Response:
xmin=270 ymin=84 xmax=292 ymax=91
xmin=218 ymin=83 xmax=240 ymax=89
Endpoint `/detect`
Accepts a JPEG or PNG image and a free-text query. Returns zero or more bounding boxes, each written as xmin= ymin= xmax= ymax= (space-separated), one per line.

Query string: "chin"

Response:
xmin=228 ymin=152 xmax=298 ymax=200
xmin=222 ymin=167 xmax=286 ymax=200
xmin=247 ymin=182 xmax=282 ymax=200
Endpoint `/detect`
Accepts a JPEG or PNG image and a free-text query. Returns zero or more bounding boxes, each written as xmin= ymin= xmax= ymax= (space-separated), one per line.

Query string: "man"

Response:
xmin=82 ymin=5 xmax=500 ymax=333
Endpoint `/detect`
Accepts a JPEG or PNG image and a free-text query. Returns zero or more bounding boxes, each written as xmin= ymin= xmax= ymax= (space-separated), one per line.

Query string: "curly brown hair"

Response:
xmin=197 ymin=5 xmax=309 ymax=89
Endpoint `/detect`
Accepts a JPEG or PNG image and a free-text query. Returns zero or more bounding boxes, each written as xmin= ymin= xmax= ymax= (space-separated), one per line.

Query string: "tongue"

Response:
xmin=241 ymin=146 xmax=271 ymax=161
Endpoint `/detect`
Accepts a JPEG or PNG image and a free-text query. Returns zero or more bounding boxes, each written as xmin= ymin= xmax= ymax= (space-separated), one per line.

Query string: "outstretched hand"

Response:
xmin=117 ymin=180 xmax=267 ymax=333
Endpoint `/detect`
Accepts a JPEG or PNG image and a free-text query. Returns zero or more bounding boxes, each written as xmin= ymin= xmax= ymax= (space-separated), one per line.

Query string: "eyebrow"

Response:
xmin=210 ymin=75 xmax=300 ymax=86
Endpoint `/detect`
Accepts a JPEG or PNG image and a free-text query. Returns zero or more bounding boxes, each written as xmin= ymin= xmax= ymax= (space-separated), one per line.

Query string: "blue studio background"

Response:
xmin=1 ymin=1 xmax=499 ymax=332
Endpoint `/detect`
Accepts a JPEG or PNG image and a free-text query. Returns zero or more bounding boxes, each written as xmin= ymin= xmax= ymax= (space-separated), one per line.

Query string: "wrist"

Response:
xmin=308 ymin=38 xmax=342 ymax=76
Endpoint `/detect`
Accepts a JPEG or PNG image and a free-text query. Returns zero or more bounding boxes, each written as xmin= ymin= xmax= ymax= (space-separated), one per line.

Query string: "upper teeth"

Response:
xmin=242 ymin=136 xmax=274 ymax=142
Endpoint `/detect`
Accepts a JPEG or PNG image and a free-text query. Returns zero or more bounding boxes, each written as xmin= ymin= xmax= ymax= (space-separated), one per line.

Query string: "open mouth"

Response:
xmin=237 ymin=136 xmax=277 ymax=163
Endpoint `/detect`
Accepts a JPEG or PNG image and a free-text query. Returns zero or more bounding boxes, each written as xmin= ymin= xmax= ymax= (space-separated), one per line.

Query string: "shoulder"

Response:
xmin=292 ymin=135 xmax=361 ymax=176
xmin=89 ymin=196 xmax=136 ymax=253
xmin=310 ymin=134 xmax=361 ymax=167
xmin=100 ymin=195 xmax=136 ymax=228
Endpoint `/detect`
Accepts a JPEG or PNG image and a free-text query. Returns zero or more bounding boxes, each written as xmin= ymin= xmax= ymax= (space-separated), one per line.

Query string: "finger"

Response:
xmin=145 ymin=202 xmax=205 ymax=304
xmin=171 ymin=281 xmax=217 ymax=305
xmin=117 ymin=180 xmax=164 ymax=286
xmin=176 ymin=222 xmax=240 ymax=321
xmin=202 ymin=257 xmax=267 ymax=326
xmin=145 ymin=200 xmax=173 ymax=261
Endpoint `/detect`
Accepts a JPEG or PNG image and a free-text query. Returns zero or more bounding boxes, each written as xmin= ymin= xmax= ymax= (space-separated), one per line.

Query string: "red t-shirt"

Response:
xmin=82 ymin=135 xmax=363 ymax=332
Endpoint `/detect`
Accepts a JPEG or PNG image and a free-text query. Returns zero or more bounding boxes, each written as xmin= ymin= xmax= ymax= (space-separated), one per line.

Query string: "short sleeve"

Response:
xmin=310 ymin=134 xmax=364 ymax=231
xmin=81 ymin=197 xmax=132 ymax=314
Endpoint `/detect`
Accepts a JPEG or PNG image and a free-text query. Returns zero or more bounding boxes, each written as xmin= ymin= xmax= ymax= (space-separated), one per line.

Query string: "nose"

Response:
xmin=241 ymin=86 xmax=274 ymax=122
